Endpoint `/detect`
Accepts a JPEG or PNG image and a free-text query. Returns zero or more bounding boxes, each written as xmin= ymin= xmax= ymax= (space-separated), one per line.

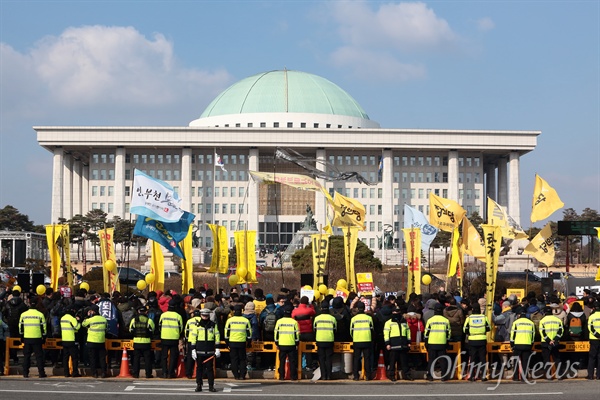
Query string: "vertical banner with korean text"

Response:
xmin=150 ymin=240 xmax=165 ymax=292
xmin=62 ymin=225 xmax=73 ymax=288
xmin=45 ymin=224 xmax=64 ymax=291
xmin=180 ymin=224 xmax=194 ymax=294
xmin=341 ymin=226 xmax=358 ymax=292
xmin=402 ymin=228 xmax=422 ymax=295
xmin=99 ymin=228 xmax=120 ymax=294
xmin=482 ymin=224 xmax=502 ymax=331
xmin=311 ymin=233 xmax=330 ymax=289
xmin=234 ymin=230 xmax=258 ymax=284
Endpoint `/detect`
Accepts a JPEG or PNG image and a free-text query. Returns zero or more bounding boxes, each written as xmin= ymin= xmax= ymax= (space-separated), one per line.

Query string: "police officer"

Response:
xmin=225 ymin=304 xmax=252 ymax=380
xmin=509 ymin=308 xmax=535 ymax=382
xmin=539 ymin=305 xmax=564 ymax=380
xmin=384 ymin=307 xmax=412 ymax=381
xmin=463 ymin=303 xmax=490 ymax=381
xmin=274 ymin=304 xmax=300 ymax=381
xmin=82 ymin=306 xmax=108 ymax=378
xmin=350 ymin=301 xmax=374 ymax=381
xmin=313 ymin=302 xmax=337 ymax=380
xmin=60 ymin=307 xmax=81 ymax=377
xmin=129 ymin=306 xmax=155 ymax=378
xmin=19 ymin=302 xmax=47 ymax=378
xmin=159 ymin=300 xmax=184 ymax=379
xmin=184 ymin=308 xmax=203 ymax=378
xmin=190 ymin=308 xmax=220 ymax=392
xmin=424 ymin=303 xmax=451 ymax=381
xmin=587 ymin=301 xmax=600 ymax=380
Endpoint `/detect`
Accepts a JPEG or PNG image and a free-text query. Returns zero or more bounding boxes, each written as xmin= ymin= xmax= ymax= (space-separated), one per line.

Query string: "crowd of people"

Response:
xmin=2 ymin=283 xmax=600 ymax=387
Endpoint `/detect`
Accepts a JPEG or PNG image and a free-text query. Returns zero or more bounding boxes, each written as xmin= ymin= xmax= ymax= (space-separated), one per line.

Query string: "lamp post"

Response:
xmin=82 ymin=231 xmax=87 ymax=275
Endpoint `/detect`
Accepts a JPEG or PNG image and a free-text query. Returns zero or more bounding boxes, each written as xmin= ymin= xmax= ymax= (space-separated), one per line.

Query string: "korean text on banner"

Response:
xmin=99 ymin=228 xmax=120 ymax=294
xmin=356 ymin=273 xmax=374 ymax=296
xmin=429 ymin=194 xmax=466 ymax=232
xmin=131 ymin=169 xmax=183 ymax=223
xmin=333 ymin=192 xmax=366 ymax=231
xmin=524 ymin=223 xmax=555 ymax=266
xmin=341 ymin=226 xmax=358 ymax=292
xmin=311 ymin=233 xmax=330 ymax=289
xmin=133 ymin=211 xmax=195 ymax=259
xmin=482 ymin=224 xmax=502 ymax=331
xmin=45 ymin=224 xmax=64 ymax=291
xmin=402 ymin=227 xmax=422 ymax=295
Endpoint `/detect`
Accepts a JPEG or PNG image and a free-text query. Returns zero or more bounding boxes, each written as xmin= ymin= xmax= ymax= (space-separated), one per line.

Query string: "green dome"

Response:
xmin=199 ymin=70 xmax=371 ymax=120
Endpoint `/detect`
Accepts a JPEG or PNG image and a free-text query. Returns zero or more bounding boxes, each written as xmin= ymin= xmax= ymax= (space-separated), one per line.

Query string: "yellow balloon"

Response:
xmin=327 ymin=288 xmax=336 ymax=296
xmin=80 ymin=282 xmax=90 ymax=291
xmin=145 ymin=273 xmax=155 ymax=284
xmin=104 ymin=259 xmax=117 ymax=272
xmin=318 ymin=284 xmax=328 ymax=295
xmin=337 ymin=279 xmax=347 ymax=289
xmin=422 ymin=274 xmax=432 ymax=285
xmin=303 ymin=285 xmax=312 ymax=291
xmin=236 ymin=266 xmax=247 ymax=278
xmin=136 ymin=280 xmax=147 ymax=290
xmin=36 ymin=284 xmax=46 ymax=296
xmin=228 ymin=274 xmax=239 ymax=287
xmin=13 ymin=285 xmax=22 ymax=293
xmin=313 ymin=291 xmax=321 ymax=301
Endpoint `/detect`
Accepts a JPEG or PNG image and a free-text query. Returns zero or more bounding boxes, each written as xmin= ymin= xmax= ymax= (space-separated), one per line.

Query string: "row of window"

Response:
xmin=188 ymin=203 xmax=246 ymax=215
xmin=215 ymin=122 xmax=352 ymax=129
xmin=327 ymin=155 xmax=481 ymax=168
xmin=193 ymin=186 xmax=246 ymax=198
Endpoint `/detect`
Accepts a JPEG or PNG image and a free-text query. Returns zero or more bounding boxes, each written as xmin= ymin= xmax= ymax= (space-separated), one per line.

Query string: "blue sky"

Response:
xmin=1 ymin=0 xmax=598 ymax=227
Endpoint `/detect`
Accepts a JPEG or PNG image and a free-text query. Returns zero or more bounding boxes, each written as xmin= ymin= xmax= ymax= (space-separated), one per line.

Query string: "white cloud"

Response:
xmin=477 ymin=17 xmax=495 ymax=32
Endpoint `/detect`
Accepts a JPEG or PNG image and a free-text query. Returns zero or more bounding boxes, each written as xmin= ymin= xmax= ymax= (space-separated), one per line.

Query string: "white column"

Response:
xmin=181 ymin=147 xmax=192 ymax=213
xmin=315 ymin=149 xmax=327 ymax=229
xmin=82 ymin=164 xmax=90 ymax=216
xmin=382 ymin=149 xmax=393 ymax=225
xmin=114 ymin=147 xmax=126 ymax=219
xmin=63 ymin=153 xmax=73 ymax=220
xmin=51 ymin=148 xmax=64 ymax=223
xmin=497 ymin=157 xmax=508 ymax=208
xmin=247 ymin=148 xmax=259 ymax=233
xmin=447 ymin=150 xmax=459 ymax=201
xmin=73 ymin=159 xmax=82 ymax=216
xmin=508 ymin=152 xmax=521 ymax=226
xmin=485 ymin=163 xmax=497 ymax=201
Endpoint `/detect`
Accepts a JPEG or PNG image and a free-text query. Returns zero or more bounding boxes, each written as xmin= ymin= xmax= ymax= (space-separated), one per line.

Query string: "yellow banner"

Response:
xmin=402 ymin=227 xmax=422 ymax=295
xmin=45 ymin=224 xmax=64 ymax=291
xmin=180 ymin=224 xmax=194 ymax=294
xmin=61 ymin=225 xmax=73 ymax=288
xmin=150 ymin=240 xmax=165 ymax=292
xmin=531 ymin=174 xmax=565 ymax=223
xmin=448 ymin=227 xmax=460 ymax=277
xmin=341 ymin=226 xmax=358 ymax=292
xmin=524 ymin=223 xmax=555 ymax=266
xmin=333 ymin=192 xmax=366 ymax=231
xmin=208 ymin=224 xmax=229 ymax=274
xmin=99 ymin=228 xmax=120 ymax=294
xmin=234 ymin=230 xmax=258 ymax=284
xmin=249 ymin=171 xmax=325 ymax=191
xmin=356 ymin=272 xmax=374 ymax=296
xmin=487 ymin=197 xmax=528 ymax=239
xmin=429 ymin=193 xmax=466 ymax=232
xmin=482 ymin=224 xmax=502 ymax=327
xmin=462 ymin=217 xmax=486 ymax=262
xmin=311 ymin=233 xmax=330 ymax=289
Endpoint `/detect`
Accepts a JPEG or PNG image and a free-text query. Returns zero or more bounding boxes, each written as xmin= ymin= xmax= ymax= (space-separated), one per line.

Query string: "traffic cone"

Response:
xmin=284 ymin=357 xmax=291 ymax=380
xmin=176 ymin=349 xmax=186 ymax=378
xmin=117 ymin=348 xmax=133 ymax=378
xmin=374 ymin=350 xmax=387 ymax=380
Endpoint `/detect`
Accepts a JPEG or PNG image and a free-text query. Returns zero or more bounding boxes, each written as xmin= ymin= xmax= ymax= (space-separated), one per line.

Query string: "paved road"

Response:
xmin=0 ymin=377 xmax=597 ymax=400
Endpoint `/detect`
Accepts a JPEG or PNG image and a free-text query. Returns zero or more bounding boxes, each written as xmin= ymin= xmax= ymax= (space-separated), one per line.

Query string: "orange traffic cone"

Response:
xmin=117 ymin=348 xmax=133 ymax=378
xmin=176 ymin=349 xmax=186 ymax=378
xmin=284 ymin=358 xmax=291 ymax=380
xmin=374 ymin=350 xmax=387 ymax=380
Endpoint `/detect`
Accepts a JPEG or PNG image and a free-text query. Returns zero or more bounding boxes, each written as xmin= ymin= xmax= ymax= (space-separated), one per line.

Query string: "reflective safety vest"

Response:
xmin=350 ymin=313 xmax=373 ymax=343
xmin=159 ymin=311 xmax=183 ymax=340
xmin=225 ymin=315 xmax=252 ymax=343
xmin=129 ymin=315 xmax=155 ymax=344
xmin=190 ymin=321 xmax=220 ymax=355
xmin=82 ymin=315 xmax=108 ymax=343
xmin=274 ymin=317 xmax=300 ymax=346
xmin=424 ymin=315 xmax=451 ymax=345
xmin=383 ymin=318 xmax=411 ymax=349
xmin=539 ymin=315 xmax=563 ymax=342
xmin=588 ymin=311 xmax=600 ymax=340
xmin=463 ymin=313 xmax=490 ymax=341
xmin=185 ymin=316 xmax=202 ymax=340
xmin=60 ymin=313 xmax=81 ymax=342
xmin=510 ymin=317 xmax=535 ymax=345
xmin=19 ymin=309 xmax=46 ymax=339
xmin=313 ymin=313 xmax=337 ymax=343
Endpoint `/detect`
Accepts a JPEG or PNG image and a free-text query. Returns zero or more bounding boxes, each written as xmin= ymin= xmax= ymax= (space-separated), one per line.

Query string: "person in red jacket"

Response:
xmin=292 ymin=296 xmax=316 ymax=370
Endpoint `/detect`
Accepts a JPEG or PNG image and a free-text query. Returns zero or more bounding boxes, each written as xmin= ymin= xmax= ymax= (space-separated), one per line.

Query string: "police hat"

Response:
xmin=200 ymin=308 xmax=211 ymax=316
xmin=137 ymin=306 xmax=147 ymax=313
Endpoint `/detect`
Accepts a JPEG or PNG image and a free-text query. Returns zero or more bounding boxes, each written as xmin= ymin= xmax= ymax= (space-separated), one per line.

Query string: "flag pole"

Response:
xmin=213 ymin=148 xmax=219 ymax=293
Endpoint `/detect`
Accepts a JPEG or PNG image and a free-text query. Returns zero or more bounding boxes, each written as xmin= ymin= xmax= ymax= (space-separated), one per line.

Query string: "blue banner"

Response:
xmin=133 ymin=211 xmax=195 ymax=259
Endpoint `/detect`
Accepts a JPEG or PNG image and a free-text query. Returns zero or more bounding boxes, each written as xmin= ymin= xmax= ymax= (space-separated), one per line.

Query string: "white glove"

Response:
xmin=215 ymin=349 xmax=221 ymax=358
xmin=191 ymin=349 xmax=197 ymax=361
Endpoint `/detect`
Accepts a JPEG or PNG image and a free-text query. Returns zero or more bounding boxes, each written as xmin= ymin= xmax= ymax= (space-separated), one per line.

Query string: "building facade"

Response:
xmin=35 ymin=70 xmax=538 ymax=251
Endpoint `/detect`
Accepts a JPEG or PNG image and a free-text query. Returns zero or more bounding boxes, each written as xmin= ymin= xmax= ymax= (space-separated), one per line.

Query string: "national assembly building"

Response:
xmin=35 ymin=69 xmax=539 ymax=253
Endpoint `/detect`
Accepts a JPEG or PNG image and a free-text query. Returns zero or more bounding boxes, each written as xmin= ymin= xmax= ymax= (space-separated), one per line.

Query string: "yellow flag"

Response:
xmin=208 ymin=224 xmax=229 ymax=274
xmin=481 ymin=224 xmax=502 ymax=329
xmin=595 ymin=227 xmax=600 ymax=241
xmin=341 ymin=226 xmax=358 ymax=292
xmin=62 ymin=225 xmax=73 ymax=288
xmin=531 ymin=174 xmax=564 ymax=223
xmin=45 ymin=224 xmax=64 ymax=291
xmin=99 ymin=227 xmax=120 ymax=294
xmin=245 ymin=231 xmax=258 ymax=284
xmin=234 ymin=230 xmax=258 ymax=284
xmin=402 ymin=228 xmax=422 ymax=295
xmin=311 ymin=233 xmax=330 ymax=289
xmin=332 ymin=192 xmax=366 ymax=231
xmin=524 ymin=223 xmax=555 ymax=266
xmin=150 ymin=240 xmax=165 ymax=292
xmin=180 ymin=224 xmax=194 ymax=294
xmin=595 ymin=265 xmax=600 ymax=281
xmin=487 ymin=197 xmax=528 ymax=239
xmin=429 ymin=193 xmax=466 ymax=232
xmin=462 ymin=217 xmax=486 ymax=262
xmin=448 ymin=227 xmax=461 ymax=277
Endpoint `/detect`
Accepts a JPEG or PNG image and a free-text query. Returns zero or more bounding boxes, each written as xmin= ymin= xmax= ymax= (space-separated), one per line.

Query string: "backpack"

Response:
xmin=530 ymin=311 xmax=543 ymax=334
xmin=569 ymin=316 xmax=583 ymax=338
xmin=122 ymin=308 xmax=136 ymax=329
xmin=263 ymin=309 xmax=277 ymax=333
